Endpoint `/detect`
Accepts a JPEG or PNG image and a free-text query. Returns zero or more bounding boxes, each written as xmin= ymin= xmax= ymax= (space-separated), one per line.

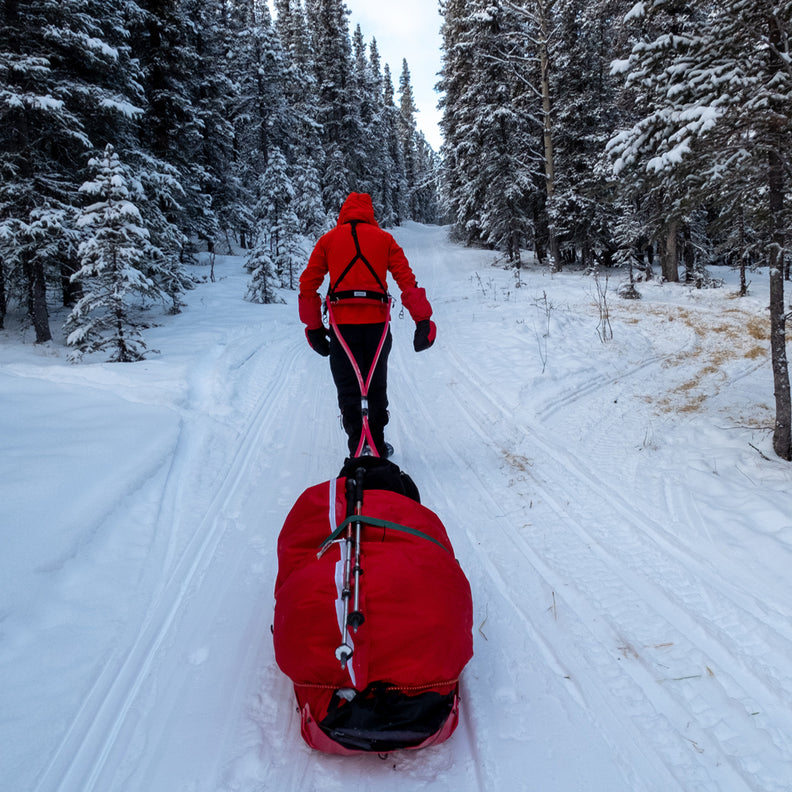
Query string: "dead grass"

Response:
xmin=503 ymin=451 xmax=532 ymax=472
xmin=613 ymin=299 xmax=772 ymax=417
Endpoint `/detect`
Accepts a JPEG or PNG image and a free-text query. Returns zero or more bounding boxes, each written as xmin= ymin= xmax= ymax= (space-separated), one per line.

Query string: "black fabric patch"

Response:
xmin=319 ymin=682 xmax=455 ymax=752
xmin=338 ymin=456 xmax=421 ymax=503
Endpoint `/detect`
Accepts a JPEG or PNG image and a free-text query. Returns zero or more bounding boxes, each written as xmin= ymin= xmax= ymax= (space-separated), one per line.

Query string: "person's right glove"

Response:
xmin=305 ymin=327 xmax=331 ymax=356
xmin=413 ymin=319 xmax=436 ymax=352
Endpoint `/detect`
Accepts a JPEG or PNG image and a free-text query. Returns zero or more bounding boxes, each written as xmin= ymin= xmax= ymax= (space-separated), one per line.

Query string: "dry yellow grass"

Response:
xmin=612 ymin=298 xmax=772 ymax=417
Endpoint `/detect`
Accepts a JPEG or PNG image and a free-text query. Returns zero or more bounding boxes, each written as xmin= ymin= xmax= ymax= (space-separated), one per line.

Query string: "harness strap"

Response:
xmin=329 ymin=289 xmax=389 ymax=303
xmin=318 ymin=514 xmax=451 ymax=555
xmin=327 ymin=221 xmax=389 ymax=301
xmin=326 ymin=296 xmax=391 ymax=457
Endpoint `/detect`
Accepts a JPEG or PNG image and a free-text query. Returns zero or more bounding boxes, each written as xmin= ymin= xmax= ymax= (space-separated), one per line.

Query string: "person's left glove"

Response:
xmin=305 ymin=327 xmax=331 ymax=356
xmin=413 ymin=319 xmax=436 ymax=352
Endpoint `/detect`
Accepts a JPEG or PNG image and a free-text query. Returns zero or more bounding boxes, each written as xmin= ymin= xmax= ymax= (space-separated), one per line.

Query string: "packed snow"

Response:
xmin=1 ymin=223 xmax=791 ymax=791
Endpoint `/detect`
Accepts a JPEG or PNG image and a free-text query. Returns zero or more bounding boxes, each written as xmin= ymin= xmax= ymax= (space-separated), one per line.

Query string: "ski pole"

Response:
xmin=334 ymin=475 xmax=357 ymax=668
xmin=348 ymin=467 xmax=366 ymax=631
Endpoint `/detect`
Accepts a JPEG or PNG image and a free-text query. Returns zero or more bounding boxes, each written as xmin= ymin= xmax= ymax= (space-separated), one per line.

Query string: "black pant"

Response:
xmin=329 ymin=322 xmax=392 ymax=456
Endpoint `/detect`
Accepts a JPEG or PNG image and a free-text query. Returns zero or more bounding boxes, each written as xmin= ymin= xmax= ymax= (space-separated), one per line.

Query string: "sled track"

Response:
xmin=392 ymin=338 xmax=792 ymax=792
xmin=32 ymin=338 xmax=307 ymax=792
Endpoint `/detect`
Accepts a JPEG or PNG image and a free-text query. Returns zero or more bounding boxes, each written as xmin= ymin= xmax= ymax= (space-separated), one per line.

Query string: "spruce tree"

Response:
xmin=224 ymin=0 xmax=293 ymax=247
xmin=440 ymin=0 xmax=537 ymax=263
xmin=365 ymin=38 xmax=391 ymax=221
xmin=275 ymin=0 xmax=326 ymax=234
xmin=132 ymin=0 xmax=208 ymax=244
xmin=66 ymin=145 xmax=163 ymax=362
xmin=609 ymin=0 xmax=792 ymax=459
xmin=305 ymin=0 xmax=354 ymax=211
xmin=348 ymin=24 xmax=376 ymax=197
xmin=438 ymin=0 xmax=473 ymax=238
xmin=256 ymin=145 xmax=304 ymax=290
xmin=184 ymin=0 xmax=240 ymax=251
xmin=0 ymin=0 xmax=145 ymax=341
xmin=398 ymin=59 xmax=419 ymax=218
xmin=550 ymin=0 xmax=627 ymax=270
xmin=382 ymin=63 xmax=409 ymax=225
xmin=246 ymin=240 xmax=285 ymax=305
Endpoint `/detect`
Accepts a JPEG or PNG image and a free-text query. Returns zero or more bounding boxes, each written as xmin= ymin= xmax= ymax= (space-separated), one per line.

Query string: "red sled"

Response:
xmin=273 ymin=457 xmax=473 ymax=754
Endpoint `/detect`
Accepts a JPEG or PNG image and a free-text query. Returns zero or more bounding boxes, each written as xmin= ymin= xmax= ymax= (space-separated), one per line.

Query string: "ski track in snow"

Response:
xmin=29 ymin=327 xmax=329 ymax=792
xmin=387 ymin=225 xmax=792 ymax=791
xmin=2 ymin=225 xmax=791 ymax=792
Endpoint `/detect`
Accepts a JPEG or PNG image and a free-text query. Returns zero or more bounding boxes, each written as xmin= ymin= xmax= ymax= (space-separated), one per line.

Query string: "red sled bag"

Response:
xmin=273 ymin=457 xmax=473 ymax=754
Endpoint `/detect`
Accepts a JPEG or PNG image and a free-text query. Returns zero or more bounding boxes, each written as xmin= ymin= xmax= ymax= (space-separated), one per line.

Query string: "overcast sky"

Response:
xmin=267 ymin=1 xmax=445 ymax=151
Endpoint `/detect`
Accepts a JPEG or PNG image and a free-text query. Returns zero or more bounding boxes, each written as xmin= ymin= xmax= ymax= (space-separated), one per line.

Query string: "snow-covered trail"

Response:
xmin=384 ymin=225 xmax=792 ymax=792
xmin=2 ymin=223 xmax=791 ymax=792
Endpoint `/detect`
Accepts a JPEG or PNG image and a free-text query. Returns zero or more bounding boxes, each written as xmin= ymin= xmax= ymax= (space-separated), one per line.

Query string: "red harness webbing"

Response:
xmin=326 ymin=297 xmax=392 ymax=457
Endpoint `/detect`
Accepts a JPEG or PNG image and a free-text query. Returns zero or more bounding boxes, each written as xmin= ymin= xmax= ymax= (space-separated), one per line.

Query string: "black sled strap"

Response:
xmin=327 ymin=221 xmax=388 ymax=303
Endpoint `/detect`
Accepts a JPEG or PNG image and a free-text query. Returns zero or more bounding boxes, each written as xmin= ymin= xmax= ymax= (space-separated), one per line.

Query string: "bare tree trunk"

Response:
xmin=537 ymin=0 xmax=561 ymax=273
xmin=738 ymin=210 xmax=748 ymax=296
xmin=0 ymin=258 xmax=6 ymax=330
xmin=768 ymin=14 xmax=791 ymax=460
xmin=14 ymin=105 xmax=53 ymax=342
xmin=660 ymin=219 xmax=680 ymax=282
xmin=644 ymin=239 xmax=654 ymax=280
xmin=25 ymin=255 xmax=52 ymax=343
xmin=768 ymin=149 xmax=791 ymax=460
xmin=60 ymin=254 xmax=82 ymax=307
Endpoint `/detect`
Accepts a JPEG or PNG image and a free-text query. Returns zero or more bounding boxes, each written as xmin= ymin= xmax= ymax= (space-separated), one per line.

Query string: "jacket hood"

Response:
xmin=337 ymin=192 xmax=379 ymax=227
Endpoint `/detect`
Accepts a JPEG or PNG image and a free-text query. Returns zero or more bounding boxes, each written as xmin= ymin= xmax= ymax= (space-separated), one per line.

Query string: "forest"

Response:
xmin=1 ymin=0 xmax=791 ymax=458
xmin=0 ymin=0 xmax=439 ymax=347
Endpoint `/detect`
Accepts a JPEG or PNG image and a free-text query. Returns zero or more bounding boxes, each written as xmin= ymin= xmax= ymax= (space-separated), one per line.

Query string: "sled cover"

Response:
xmin=273 ymin=467 xmax=473 ymax=754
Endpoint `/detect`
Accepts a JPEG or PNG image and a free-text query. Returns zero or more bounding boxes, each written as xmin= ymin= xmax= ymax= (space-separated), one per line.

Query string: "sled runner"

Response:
xmin=273 ymin=457 xmax=473 ymax=755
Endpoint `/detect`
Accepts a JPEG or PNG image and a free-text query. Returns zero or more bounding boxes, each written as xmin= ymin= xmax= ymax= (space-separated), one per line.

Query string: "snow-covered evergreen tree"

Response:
xmin=132 ymin=0 xmax=223 ymax=249
xmin=256 ymin=146 xmax=305 ymax=290
xmin=184 ymin=0 xmax=241 ymax=251
xmin=274 ymin=0 xmax=327 ymax=234
xmin=438 ymin=0 xmax=473 ymax=236
xmin=347 ymin=24 xmax=377 ymax=197
xmin=381 ymin=63 xmax=409 ymax=226
xmin=550 ymin=0 xmax=629 ymax=270
xmin=0 ymin=0 xmax=145 ymax=341
xmin=224 ymin=0 xmax=294 ymax=246
xmin=245 ymin=243 xmax=283 ymax=304
xmin=365 ymin=38 xmax=392 ymax=222
xmin=305 ymin=0 xmax=354 ymax=211
xmin=608 ymin=0 xmax=792 ymax=459
xmin=245 ymin=201 xmax=286 ymax=305
xmin=66 ymin=145 xmax=163 ymax=362
xmin=410 ymin=132 xmax=442 ymax=225
xmin=397 ymin=59 xmax=419 ymax=217
xmin=440 ymin=0 xmax=538 ymax=262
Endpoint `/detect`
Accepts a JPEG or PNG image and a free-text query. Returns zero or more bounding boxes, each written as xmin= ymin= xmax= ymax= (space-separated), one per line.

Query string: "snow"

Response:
xmin=625 ymin=2 xmax=646 ymax=23
xmin=2 ymin=223 xmax=791 ymax=791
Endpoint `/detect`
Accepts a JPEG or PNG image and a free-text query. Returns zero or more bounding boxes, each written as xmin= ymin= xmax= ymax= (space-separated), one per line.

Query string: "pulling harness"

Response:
xmin=325 ymin=221 xmax=392 ymax=459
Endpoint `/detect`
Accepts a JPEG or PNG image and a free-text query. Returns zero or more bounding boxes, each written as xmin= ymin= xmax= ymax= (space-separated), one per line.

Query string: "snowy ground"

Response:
xmin=2 ymin=223 xmax=791 ymax=792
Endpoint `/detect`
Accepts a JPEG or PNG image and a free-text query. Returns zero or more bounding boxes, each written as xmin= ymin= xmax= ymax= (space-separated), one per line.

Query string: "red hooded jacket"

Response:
xmin=298 ymin=192 xmax=432 ymax=327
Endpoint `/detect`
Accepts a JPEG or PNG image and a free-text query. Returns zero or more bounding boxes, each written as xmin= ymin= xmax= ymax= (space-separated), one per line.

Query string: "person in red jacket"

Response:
xmin=299 ymin=192 xmax=436 ymax=458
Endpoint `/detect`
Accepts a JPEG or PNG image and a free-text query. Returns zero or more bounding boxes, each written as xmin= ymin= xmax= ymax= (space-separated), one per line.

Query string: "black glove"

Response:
xmin=305 ymin=327 xmax=330 ymax=357
xmin=413 ymin=319 xmax=436 ymax=352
